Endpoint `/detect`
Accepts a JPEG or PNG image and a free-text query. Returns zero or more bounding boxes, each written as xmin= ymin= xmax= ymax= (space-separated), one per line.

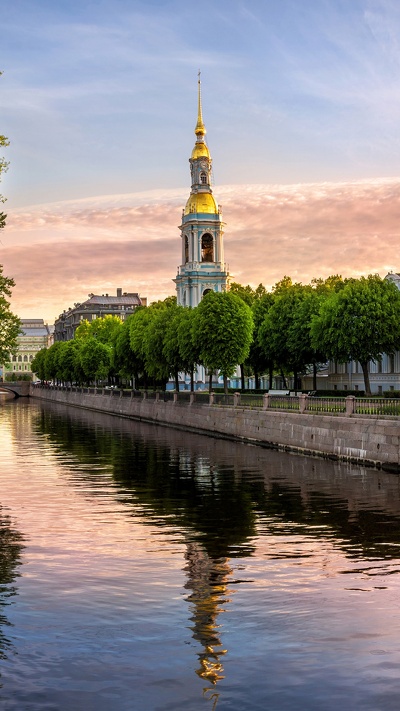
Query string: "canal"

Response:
xmin=1 ymin=397 xmax=400 ymax=710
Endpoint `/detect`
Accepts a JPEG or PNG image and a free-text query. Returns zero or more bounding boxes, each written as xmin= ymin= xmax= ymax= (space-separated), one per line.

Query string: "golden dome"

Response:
xmin=184 ymin=192 xmax=218 ymax=215
xmin=191 ymin=141 xmax=210 ymax=160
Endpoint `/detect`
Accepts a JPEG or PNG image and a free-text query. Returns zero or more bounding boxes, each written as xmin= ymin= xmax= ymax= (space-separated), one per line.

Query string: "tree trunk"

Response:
xmin=293 ymin=369 xmax=298 ymax=393
xmin=313 ymin=362 xmax=317 ymax=391
xmin=223 ymin=374 xmax=228 ymax=395
xmin=360 ymin=360 xmax=371 ymax=395
xmin=190 ymin=369 xmax=194 ymax=392
xmin=174 ymin=369 xmax=179 ymax=392
xmin=240 ymin=363 xmax=245 ymax=390
xmin=280 ymin=369 xmax=287 ymax=388
xmin=255 ymin=371 xmax=260 ymax=390
xmin=209 ymin=370 xmax=213 ymax=392
xmin=268 ymin=365 xmax=273 ymax=390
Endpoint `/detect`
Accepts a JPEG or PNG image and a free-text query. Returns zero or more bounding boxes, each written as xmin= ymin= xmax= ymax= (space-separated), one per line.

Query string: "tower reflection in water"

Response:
xmin=185 ymin=542 xmax=231 ymax=705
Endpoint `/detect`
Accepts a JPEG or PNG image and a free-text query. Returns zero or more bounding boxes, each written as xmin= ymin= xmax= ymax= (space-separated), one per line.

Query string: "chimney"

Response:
xmin=117 ymin=288 xmax=122 ymax=297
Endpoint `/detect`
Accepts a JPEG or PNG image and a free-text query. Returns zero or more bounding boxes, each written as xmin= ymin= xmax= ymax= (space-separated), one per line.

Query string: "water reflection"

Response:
xmin=0 ymin=507 xmax=24 ymax=670
xmin=28 ymin=403 xmax=400 ymax=704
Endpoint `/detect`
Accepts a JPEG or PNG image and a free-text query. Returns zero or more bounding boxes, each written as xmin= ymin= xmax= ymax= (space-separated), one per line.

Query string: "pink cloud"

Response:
xmin=3 ymin=178 xmax=400 ymax=322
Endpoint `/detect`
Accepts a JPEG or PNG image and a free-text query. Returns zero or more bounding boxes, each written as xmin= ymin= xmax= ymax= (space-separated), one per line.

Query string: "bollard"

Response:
xmin=233 ymin=392 xmax=241 ymax=407
xmin=299 ymin=393 xmax=308 ymax=414
xmin=209 ymin=392 xmax=215 ymax=406
xmin=143 ymin=391 xmax=148 ymax=400
xmin=263 ymin=393 xmax=269 ymax=410
xmin=173 ymin=392 xmax=178 ymax=403
xmin=155 ymin=391 xmax=160 ymax=402
xmin=345 ymin=395 xmax=356 ymax=416
xmin=189 ymin=392 xmax=195 ymax=405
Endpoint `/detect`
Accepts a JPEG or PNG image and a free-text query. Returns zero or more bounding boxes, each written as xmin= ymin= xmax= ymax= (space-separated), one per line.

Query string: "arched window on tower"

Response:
xmin=201 ymin=233 xmax=213 ymax=262
xmin=184 ymin=235 xmax=189 ymax=263
xmin=200 ymin=172 xmax=207 ymax=184
xmin=203 ymin=288 xmax=212 ymax=297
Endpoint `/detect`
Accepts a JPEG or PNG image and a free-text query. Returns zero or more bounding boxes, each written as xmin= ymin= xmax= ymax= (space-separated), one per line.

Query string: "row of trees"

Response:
xmin=31 ymin=291 xmax=254 ymax=393
xmin=31 ymin=273 xmax=400 ymax=395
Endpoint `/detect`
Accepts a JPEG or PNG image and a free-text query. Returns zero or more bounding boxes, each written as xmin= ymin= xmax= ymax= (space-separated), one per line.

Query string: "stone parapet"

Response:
xmin=30 ymin=387 xmax=400 ymax=471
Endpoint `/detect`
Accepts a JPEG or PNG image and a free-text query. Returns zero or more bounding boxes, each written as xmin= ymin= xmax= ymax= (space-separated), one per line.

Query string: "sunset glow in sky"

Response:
xmin=2 ymin=0 xmax=400 ymax=321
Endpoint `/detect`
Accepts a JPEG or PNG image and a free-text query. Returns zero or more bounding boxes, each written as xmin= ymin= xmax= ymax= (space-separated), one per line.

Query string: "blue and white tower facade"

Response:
xmin=175 ymin=75 xmax=229 ymax=307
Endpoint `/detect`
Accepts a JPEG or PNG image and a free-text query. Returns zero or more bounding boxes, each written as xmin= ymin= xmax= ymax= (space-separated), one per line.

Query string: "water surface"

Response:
xmin=1 ymin=399 xmax=400 ymax=710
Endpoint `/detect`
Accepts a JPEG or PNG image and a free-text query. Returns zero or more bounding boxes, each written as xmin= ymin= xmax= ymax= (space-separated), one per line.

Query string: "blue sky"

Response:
xmin=2 ymin=0 xmax=400 ymax=319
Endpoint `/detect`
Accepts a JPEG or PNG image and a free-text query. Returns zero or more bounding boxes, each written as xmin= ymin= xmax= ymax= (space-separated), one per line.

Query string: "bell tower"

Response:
xmin=174 ymin=73 xmax=229 ymax=307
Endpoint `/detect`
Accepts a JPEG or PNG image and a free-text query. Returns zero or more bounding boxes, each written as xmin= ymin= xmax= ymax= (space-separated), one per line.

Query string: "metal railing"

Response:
xmin=268 ymin=395 xmax=300 ymax=411
xmin=34 ymin=385 xmax=400 ymax=418
xmin=305 ymin=397 xmax=346 ymax=414
xmin=355 ymin=398 xmax=400 ymax=416
xmin=240 ymin=393 xmax=264 ymax=408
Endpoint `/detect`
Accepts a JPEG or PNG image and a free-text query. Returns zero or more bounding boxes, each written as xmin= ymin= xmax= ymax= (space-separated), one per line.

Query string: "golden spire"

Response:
xmin=195 ymin=70 xmax=206 ymax=137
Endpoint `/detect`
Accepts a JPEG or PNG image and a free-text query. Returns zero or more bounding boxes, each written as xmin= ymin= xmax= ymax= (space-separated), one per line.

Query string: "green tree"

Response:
xmin=310 ymin=274 xmax=400 ymax=395
xmin=0 ymin=266 xmax=20 ymax=367
xmin=162 ymin=305 xmax=187 ymax=391
xmin=259 ymin=277 xmax=310 ymax=389
xmin=43 ymin=342 xmax=65 ymax=383
xmin=142 ymin=300 xmax=178 ymax=388
xmin=75 ymin=315 xmax=123 ymax=344
xmin=79 ymin=337 xmax=111 ymax=385
xmin=57 ymin=340 xmax=85 ymax=385
xmin=177 ymin=308 xmax=200 ymax=391
xmin=113 ymin=315 xmax=141 ymax=386
xmin=229 ymin=282 xmax=267 ymax=387
xmin=192 ymin=291 xmax=254 ymax=394
xmin=31 ymin=348 xmax=47 ymax=381
xmin=288 ymin=276 xmax=345 ymax=390
xmin=248 ymin=292 xmax=275 ymax=389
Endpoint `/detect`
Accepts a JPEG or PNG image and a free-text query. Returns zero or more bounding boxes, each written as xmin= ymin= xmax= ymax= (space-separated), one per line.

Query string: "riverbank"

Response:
xmin=30 ymin=386 xmax=400 ymax=472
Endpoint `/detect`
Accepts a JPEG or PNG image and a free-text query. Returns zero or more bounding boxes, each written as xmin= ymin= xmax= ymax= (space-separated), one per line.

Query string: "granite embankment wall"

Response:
xmin=31 ymin=387 xmax=400 ymax=471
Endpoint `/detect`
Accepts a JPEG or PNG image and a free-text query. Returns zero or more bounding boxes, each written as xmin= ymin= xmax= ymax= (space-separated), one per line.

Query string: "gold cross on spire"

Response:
xmin=195 ymin=70 xmax=206 ymax=137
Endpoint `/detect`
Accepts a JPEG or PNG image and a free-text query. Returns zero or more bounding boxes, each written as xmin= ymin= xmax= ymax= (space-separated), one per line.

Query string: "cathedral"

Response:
xmin=174 ymin=74 xmax=229 ymax=307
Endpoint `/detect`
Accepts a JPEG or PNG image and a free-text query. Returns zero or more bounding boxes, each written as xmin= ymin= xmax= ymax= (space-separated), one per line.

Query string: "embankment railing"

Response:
xmin=32 ymin=385 xmax=400 ymax=418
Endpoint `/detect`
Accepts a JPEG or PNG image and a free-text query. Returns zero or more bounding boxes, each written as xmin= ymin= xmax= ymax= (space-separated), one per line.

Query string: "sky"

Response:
xmin=2 ymin=0 xmax=400 ymax=322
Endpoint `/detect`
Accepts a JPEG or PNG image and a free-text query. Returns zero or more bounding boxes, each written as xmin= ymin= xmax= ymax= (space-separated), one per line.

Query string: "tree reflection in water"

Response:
xmin=32 ymin=404 xmax=400 ymax=708
xmin=0 ymin=507 xmax=24 ymax=675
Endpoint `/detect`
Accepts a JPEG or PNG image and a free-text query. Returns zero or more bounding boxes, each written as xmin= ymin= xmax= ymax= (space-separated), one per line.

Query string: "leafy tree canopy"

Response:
xmin=310 ymin=274 xmax=400 ymax=394
xmin=192 ymin=291 xmax=254 ymax=388
xmin=75 ymin=314 xmax=123 ymax=344
xmin=0 ymin=265 xmax=20 ymax=365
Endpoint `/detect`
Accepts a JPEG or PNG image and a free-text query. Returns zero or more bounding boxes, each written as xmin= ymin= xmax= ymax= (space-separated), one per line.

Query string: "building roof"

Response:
xmin=20 ymin=327 xmax=50 ymax=337
xmin=85 ymin=295 xmax=141 ymax=306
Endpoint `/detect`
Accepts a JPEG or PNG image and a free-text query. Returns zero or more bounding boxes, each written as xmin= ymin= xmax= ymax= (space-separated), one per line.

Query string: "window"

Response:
xmin=201 ymin=233 xmax=213 ymax=262
xmin=203 ymin=288 xmax=212 ymax=297
xmin=378 ymin=386 xmax=382 ymax=395
xmin=18 ymin=355 xmax=22 ymax=362
xmin=23 ymin=355 xmax=28 ymax=362
xmin=200 ymin=172 xmax=207 ymax=184
xmin=184 ymin=235 xmax=189 ymax=263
